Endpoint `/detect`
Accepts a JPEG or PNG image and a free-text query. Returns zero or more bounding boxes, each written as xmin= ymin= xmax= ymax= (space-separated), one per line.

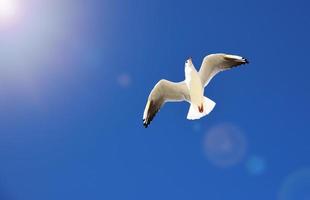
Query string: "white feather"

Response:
xmin=187 ymin=96 xmax=216 ymax=120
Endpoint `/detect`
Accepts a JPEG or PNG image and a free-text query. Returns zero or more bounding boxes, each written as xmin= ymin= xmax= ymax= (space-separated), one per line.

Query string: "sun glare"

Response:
xmin=0 ymin=0 xmax=18 ymax=22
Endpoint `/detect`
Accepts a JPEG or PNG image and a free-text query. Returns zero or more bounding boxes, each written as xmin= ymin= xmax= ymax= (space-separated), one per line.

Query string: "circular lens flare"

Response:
xmin=117 ymin=73 xmax=132 ymax=88
xmin=246 ymin=156 xmax=266 ymax=175
xmin=204 ymin=123 xmax=247 ymax=168
xmin=279 ymin=168 xmax=310 ymax=200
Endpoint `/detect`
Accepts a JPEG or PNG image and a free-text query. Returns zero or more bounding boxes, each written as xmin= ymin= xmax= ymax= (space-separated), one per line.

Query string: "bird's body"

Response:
xmin=143 ymin=53 xmax=249 ymax=128
xmin=185 ymin=58 xmax=204 ymax=111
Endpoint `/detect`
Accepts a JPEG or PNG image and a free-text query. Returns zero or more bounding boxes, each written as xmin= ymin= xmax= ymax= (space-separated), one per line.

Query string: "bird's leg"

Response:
xmin=198 ymin=104 xmax=204 ymax=113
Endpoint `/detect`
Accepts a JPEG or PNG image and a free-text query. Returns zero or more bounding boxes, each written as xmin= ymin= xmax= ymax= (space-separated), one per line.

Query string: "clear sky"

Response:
xmin=0 ymin=0 xmax=309 ymax=199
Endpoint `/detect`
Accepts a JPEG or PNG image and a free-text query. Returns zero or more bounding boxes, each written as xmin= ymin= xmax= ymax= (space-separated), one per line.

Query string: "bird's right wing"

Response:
xmin=198 ymin=53 xmax=249 ymax=87
xmin=143 ymin=80 xmax=189 ymax=128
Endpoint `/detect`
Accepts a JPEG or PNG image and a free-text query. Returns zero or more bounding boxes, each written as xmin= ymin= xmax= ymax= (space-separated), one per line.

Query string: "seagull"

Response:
xmin=142 ymin=53 xmax=249 ymax=128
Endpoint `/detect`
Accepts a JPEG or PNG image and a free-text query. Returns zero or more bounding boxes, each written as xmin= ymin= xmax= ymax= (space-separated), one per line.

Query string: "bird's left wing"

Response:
xmin=143 ymin=79 xmax=189 ymax=128
xmin=198 ymin=53 xmax=249 ymax=87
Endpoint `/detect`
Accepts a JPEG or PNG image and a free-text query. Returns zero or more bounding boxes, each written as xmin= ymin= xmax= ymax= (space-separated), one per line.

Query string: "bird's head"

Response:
xmin=185 ymin=57 xmax=193 ymax=66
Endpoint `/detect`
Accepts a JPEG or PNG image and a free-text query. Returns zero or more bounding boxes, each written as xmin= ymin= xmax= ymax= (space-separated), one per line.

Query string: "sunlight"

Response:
xmin=0 ymin=0 xmax=18 ymax=22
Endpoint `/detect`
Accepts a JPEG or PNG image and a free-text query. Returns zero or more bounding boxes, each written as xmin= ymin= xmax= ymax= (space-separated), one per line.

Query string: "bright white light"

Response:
xmin=0 ymin=0 xmax=18 ymax=22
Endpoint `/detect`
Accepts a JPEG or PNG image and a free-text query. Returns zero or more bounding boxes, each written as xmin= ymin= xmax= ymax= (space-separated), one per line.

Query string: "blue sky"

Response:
xmin=0 ymin=0 xmax=309 ymax=199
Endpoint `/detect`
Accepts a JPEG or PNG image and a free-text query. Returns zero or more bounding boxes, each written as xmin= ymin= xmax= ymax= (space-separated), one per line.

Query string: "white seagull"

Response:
xmin=142 ymin=53 xmax=249 ymax=128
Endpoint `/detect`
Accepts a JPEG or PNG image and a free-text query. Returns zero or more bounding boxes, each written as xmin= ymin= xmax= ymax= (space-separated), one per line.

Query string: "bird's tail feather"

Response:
xmin=187 ymin=96 xmax=216 ymax=120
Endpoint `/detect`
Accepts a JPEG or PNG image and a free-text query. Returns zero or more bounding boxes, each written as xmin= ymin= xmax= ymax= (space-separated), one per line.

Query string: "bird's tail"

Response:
xmin=187 ymin=96 xmax=216 ymax=120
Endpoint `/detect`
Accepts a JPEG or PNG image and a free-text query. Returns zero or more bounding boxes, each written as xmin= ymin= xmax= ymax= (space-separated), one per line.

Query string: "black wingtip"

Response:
xmin=243 ymin=57 xmax=249 ymax=64
xmin=143 ymin=119 xmax=149 ymax=128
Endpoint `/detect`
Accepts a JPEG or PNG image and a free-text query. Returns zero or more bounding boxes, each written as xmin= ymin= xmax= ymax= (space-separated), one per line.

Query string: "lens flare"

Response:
xmin=246 ymin=156 xmax=266 ymax=175
xmin=193 ymin=123 xmax=201 ymax=132
xmin=0 ymin=0 xmax=18 ymax=22
xmin=204 ymin=123 xmax=247 ymax=168
xmin=117 ymin=73 xmax=132 ymax=88
xmin=279 ymin=168 xmax=310 ymax=200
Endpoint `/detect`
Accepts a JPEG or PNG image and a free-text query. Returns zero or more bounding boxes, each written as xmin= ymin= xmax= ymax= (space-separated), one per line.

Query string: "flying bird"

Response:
xmin=142 ymin=53 xmax=249 ymax=128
